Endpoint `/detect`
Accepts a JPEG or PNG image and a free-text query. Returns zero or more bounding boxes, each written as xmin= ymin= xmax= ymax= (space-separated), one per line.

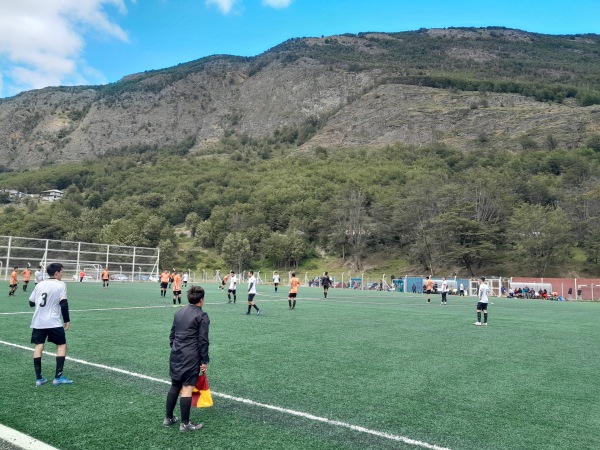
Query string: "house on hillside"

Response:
xmin=40 ymin=189 xmax=64 ymax=202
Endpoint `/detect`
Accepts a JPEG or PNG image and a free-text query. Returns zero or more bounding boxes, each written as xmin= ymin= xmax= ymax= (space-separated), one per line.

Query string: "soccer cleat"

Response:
xmin=53 ymin=376 xmax=73 ymax=385
xmin=179 ymin=422 xmax=203 ymax=432
xmin=483 ymin=323 xmax=488 ymax=326
xmin=473 ymin=322 xmax=481 ymax=326
xmin=256 ymin=309 xmax=260 ymax=315
xmin=245 ymin=312 xmax=251 ymax=315
xmin=163 ymin=416 xmax=179 ymax=427
xmin=35 ymin=378 xmax=48 ymax=387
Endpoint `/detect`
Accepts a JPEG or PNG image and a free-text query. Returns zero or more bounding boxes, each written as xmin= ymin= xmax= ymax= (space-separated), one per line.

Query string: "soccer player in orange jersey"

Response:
xmin=9 ymin=267 xmax=18 ymax=296
xmin=22 ymin=267 xmax=32 ymax=292
xmin=172 ymin=271 xmax=182 ymax=306
xmin=424 ymin=276 xmax=434 ymax=304
xmin=101 ymin=268 xmax=110 ymax=288
xmin=160 ymin=270 xmax=170 ymax=297
xmin=288 ymin=272 xmax=301 ymax=309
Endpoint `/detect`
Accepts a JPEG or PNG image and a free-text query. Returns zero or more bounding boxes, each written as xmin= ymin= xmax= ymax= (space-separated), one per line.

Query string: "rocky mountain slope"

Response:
xmin=1 ymin=27 xmax=600 ymax=170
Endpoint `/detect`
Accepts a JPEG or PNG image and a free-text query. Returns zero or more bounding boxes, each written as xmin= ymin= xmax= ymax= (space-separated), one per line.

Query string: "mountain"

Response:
xmin=1 ymin=27 xmax=600 ymax=170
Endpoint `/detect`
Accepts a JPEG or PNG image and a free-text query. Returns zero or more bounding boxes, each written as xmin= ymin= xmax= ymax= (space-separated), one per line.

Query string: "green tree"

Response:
xmin=221 ymin=232 xmax=252 ymax=273
xmin=508 ymin=204 xmax=573 ymax=276
xmin=185 ymin=212 xmax=200 ymax=238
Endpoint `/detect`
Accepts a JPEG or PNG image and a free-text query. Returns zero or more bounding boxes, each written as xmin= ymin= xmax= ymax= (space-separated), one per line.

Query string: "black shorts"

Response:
xmin=247 ymin=293 xmax=256 ymax=302
xmin=289 ymin=292 xmax=297 ymax=298
xmin=174 ymin=372 xmax=199 ymax=387
xmin=228 ymin=289 xmax=236 ymax=295
xmin=477 ymin=302 xmax=489 ymax=311
xmin=10 ymin=284 xmax=17 ymax=288
xmin=24 ymin=280 xmax=30 ymax=284
xmin=161 ymin=282 xmax=168 ymax=289
xmin=102 ymin=278 xmax=109 ymax=282
xmin=323 ymin=285 xmax=330 ymax=289
xmin=426 ymin=289 xmax=432 ymax=295
xmin=173 ymin=290 xmax=181 ymax=296
xmin=274 ymin=283 xmax=279 ymax=287
xmin=31 ymin=327 xmax=66 ymax=345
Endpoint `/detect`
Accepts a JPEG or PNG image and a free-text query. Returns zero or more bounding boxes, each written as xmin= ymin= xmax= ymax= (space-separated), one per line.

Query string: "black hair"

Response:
xmin=47 ymin=263 xmax=64 ymax=277
xmin=291 ymin=272 xmax=296 ymax=277
xmin=187 ymin=286 xmax=205 ymax=304
xmin=480 ymin=276 xmax=486 ymax=282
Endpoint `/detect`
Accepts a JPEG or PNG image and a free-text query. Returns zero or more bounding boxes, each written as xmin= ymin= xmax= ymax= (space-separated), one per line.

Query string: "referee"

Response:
xmin=29 ymin=262 xmax=73 ymax=387
xmin=163 ymin=286 xmax=210 ymax=432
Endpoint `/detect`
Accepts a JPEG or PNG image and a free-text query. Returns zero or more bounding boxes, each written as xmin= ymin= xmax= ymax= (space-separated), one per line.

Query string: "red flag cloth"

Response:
xmin=191 ymin=373 xmax=213 ymax=408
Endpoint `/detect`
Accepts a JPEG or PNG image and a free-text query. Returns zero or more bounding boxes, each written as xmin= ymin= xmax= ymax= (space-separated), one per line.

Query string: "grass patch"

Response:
xmin=1 ymin=281 xmax=599 ymax=449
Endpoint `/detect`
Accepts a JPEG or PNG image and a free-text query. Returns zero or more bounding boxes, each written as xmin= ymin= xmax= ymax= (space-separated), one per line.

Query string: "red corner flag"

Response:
xmin=191 ymin=373 xmax=213 ymax=408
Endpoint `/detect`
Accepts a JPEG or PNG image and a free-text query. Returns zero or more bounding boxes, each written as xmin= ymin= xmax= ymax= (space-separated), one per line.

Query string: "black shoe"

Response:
xmin=163 ymin=416 xmax=179 ymax=427
xmin=179 ymin=421 xmax=203 ymax=432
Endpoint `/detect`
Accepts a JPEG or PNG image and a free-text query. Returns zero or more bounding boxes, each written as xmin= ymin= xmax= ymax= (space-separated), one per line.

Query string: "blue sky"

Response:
xmin=1 ymin=0 xmax=599 ymax=98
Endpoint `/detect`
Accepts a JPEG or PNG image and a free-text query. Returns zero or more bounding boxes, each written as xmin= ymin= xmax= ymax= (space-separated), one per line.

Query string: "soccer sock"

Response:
xmin=324 ymin=291 xmax=327 ymax=298
xmin=166 ymin=385 xmax=180 ymax=418
xmin=275 ymin=286 xmax=278 ymax=292
xmin=253 ymin=304 xmax=259 ymax=311
xmin=173 ymin=298 xmax=176 ymax=305
xmin=227 ymin=293 xmax=231 ymax=301
xmin=288 ymin=299 xmax=292 ymax=308
xmin=180 ymin=397 xmax=192 ymax=424
xmin=23 ymin=285 xmax=26 ymax=291
xmin=484 ymin=312 xmax=488 ymax=323
xmin=55 ymin=356 xmax=65 ymax=379
xmin=233 ymin=294 xmax=236 ymax=302
xmin=34 ymin=357 xmax=42 ymax=379
xmin=247 ymin=305 xmax=252 ymax=314
xmin=178 ymin=297 xmax=181 ymax=304
xmin=292 ymin=300 xmax=296 ymax=309
xmin=477 ymin=312 xmax=482 ymax=322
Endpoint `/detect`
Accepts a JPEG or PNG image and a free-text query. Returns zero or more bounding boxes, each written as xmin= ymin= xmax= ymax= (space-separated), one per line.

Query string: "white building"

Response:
xmin=40 ymin=189 xmax=64 ymax=202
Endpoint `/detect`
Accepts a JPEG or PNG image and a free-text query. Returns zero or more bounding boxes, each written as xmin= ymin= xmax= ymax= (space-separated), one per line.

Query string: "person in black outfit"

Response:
xmin=163 ymin=286 xmax=210 ymax=432
xmin=322 ymin=272 xmax=332 ymax=299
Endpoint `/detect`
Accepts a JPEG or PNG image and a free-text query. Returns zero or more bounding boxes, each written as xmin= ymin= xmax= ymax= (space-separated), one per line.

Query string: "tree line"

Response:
xmin=0 ymin=140 xmax=599 ymax=277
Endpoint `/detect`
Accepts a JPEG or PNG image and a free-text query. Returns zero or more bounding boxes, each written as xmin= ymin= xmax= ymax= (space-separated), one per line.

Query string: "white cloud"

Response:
xmin=205 ymin=0 xmax=238 ymax=15
xmin=262 ymin=0 xmax=293 ymax=8
xmin=0 ymin=0 xmax=129 ymax=97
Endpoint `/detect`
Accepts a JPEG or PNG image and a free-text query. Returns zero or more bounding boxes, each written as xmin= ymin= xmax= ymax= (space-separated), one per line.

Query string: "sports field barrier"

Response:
xmin=0 ymin=235 xmax=160 ymax=282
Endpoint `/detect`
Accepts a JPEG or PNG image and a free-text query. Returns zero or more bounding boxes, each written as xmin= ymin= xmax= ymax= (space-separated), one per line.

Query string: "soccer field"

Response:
xmin=1 ymin=281 xmax=599 ymax=450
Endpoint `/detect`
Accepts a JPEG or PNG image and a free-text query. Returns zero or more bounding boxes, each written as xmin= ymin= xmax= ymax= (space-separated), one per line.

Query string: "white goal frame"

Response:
xmin=0 ymin=235 xmax=160 ymax=282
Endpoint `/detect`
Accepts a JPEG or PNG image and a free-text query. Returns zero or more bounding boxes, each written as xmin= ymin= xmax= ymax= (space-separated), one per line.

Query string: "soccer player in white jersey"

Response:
xmin=34 ymin=266 xmax=44 ymax=285
xmin=246 ymin=271 xmax=260 ymax=315
xmin=474 ymin=277 xmax=490 ymax=326
xmin=29 ymin=262 xmax=73 ymax=386
xmin=273 ymin=272 xmax=280 ymax=292
xmin=227 ymin=271 xmax=237 ymax=303
xmin=440 ymin=276 xmax=448 ymax=305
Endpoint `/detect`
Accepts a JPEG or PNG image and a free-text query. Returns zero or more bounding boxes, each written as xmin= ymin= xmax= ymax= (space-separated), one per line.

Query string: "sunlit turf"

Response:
xmin=1 ymin=281 xmax=599 ymax=450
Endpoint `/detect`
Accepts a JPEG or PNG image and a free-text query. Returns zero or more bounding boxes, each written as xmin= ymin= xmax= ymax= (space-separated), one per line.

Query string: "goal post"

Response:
xmin=0 ymin=235 xmax=160 ymax=282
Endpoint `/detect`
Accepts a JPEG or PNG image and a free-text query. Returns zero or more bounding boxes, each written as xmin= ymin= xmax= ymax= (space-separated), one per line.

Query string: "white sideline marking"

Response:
xmin=0 ymin=301 xmax=283 ymax=316
xmin=0 ymin=423 xmax=59 ymax=450
xmin=0 ymin=340 xmax=450 ymax=450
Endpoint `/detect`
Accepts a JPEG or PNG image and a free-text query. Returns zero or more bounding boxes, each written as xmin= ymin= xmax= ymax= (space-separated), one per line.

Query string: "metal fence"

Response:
xmin=0 ymin=235 xmax=160 ymax=282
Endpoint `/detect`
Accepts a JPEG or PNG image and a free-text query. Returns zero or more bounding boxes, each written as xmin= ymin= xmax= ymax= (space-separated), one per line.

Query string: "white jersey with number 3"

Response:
xmin=30 ymin=279 xmax=67 ymax=329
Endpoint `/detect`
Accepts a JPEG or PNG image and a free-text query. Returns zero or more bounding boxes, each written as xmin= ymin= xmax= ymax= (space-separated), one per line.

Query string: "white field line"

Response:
xmin=0 ymin=300 xmax=286 ymax=316
xmin=0 ymin=340 xmax=450 ymax=450
xmin=0 ymin=424 xmax=59 ymax=450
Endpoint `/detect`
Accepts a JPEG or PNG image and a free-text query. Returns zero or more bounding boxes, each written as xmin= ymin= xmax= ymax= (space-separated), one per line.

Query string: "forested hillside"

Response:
xmin=2 ymin=27 xmax=600 ymax=276
xmin=1 ymin=139 xmax=599 ymax=277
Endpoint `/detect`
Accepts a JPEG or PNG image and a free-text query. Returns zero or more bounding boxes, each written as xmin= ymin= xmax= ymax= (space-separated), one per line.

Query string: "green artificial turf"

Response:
xmin=1 ymin=281 xmax=599 ymax=449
